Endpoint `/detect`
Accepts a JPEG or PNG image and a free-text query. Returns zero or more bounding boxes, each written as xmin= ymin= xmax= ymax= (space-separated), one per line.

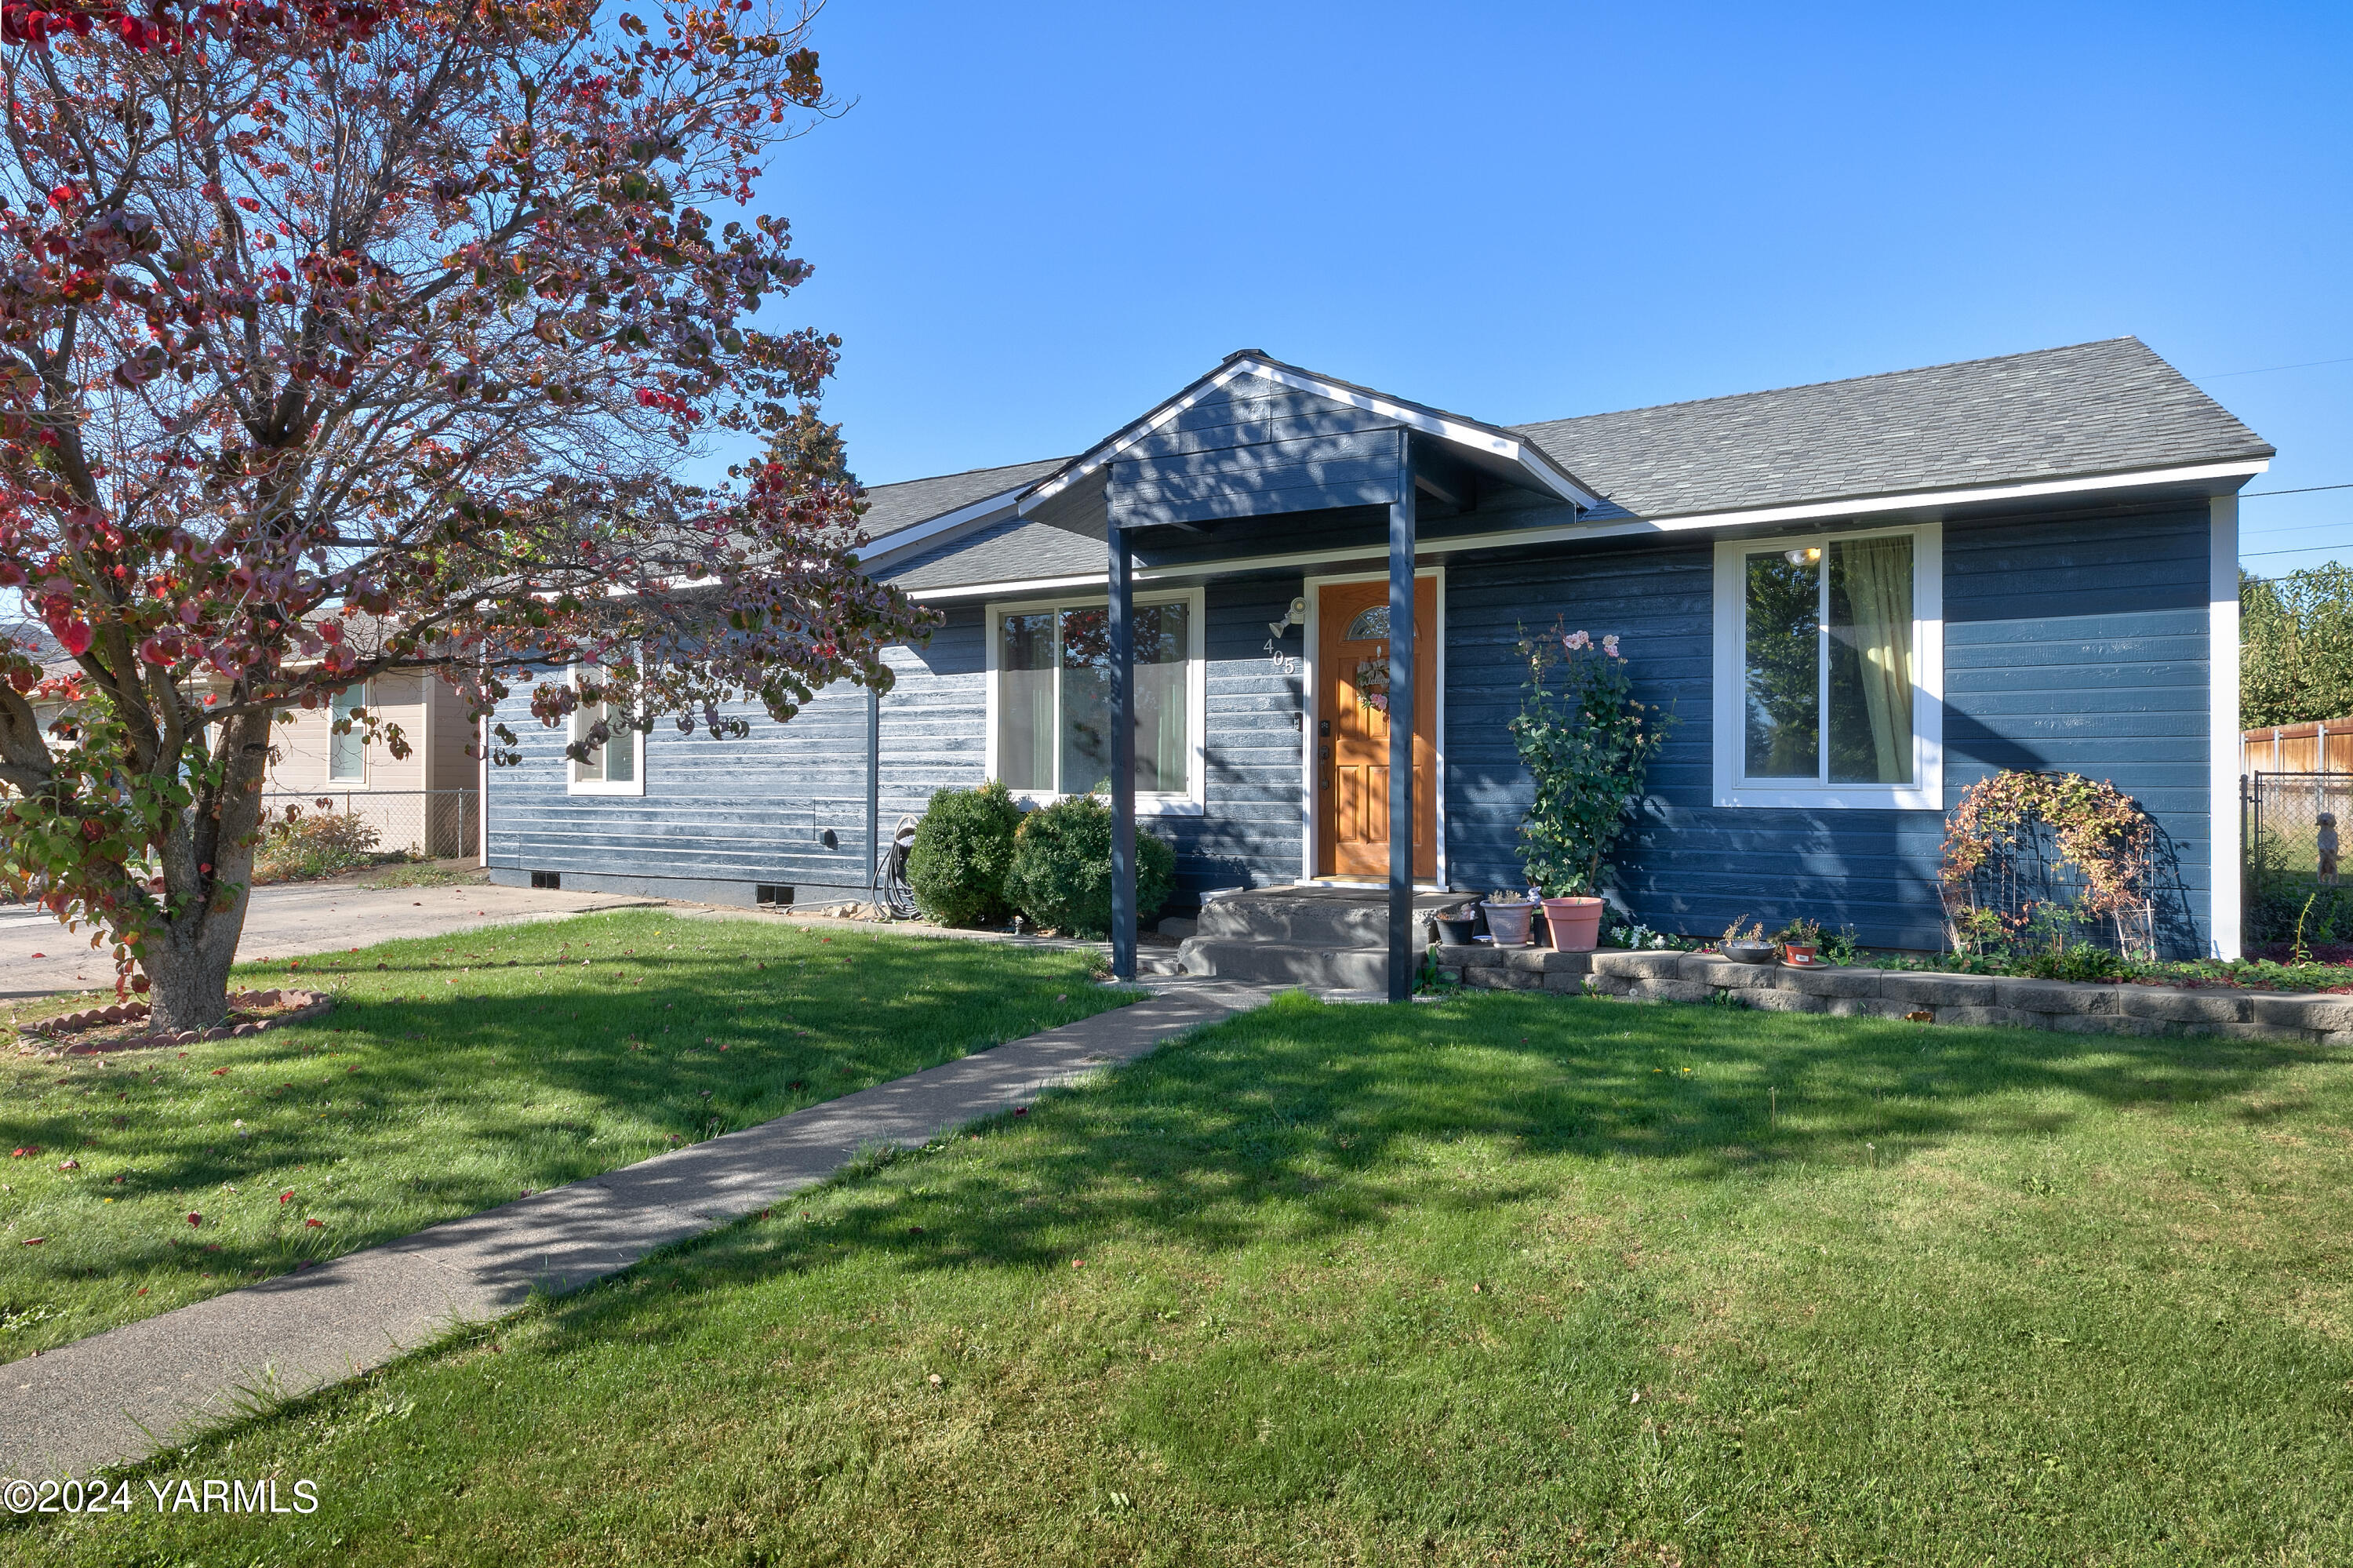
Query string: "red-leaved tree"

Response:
xmin=0 ymin=0 xmax=933 ymax=1029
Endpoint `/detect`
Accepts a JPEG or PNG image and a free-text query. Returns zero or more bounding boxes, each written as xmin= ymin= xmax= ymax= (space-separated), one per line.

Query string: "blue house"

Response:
xmin=484 ymin=338 xmax=2269 ymax=987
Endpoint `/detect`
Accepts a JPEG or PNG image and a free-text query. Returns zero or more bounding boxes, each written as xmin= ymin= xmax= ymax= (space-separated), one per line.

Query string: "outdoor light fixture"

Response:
xmin=1784 ymin=546 xmax=1823 ymax=566
xmin=1267 ymin=597 xmax=1307 ymax=641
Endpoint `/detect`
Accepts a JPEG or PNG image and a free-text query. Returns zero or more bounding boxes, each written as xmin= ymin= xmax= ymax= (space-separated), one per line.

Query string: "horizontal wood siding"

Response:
xmin=1109 ymin=377 xmax=1403 ymax=528
xmin=1111 ymin=435 xmax=1402 ymax=526
xmin=487 ymin=674 xmax=884 ymax=897
xmin=485 ymin=502 xmax=2216 ymax=950
xmin=482 ymin=592 xmax=1299 ymax=909
xmin=1943 ymin=506 xmax=2213 ymax=955
xmin=878 ymin=607 xmax=987 ymax=828
xmin=1186 ymin=579 xmax=1305 ymax=897
xmin=1444 ymin=505 xmax=2216 ymax=955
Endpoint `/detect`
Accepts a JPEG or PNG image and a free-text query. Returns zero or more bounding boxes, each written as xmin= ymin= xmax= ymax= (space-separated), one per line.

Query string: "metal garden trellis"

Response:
xmin=1937 ymin=771 xmax=2159 ymax=962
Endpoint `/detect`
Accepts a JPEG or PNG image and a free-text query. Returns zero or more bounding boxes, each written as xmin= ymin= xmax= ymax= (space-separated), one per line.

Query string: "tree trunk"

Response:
xmin=139 ymin=713 xmax=271 ymax=1034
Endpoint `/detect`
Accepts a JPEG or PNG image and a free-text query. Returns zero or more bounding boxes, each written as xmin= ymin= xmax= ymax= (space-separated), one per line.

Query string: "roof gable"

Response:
xmin=1020 ymin=351 xmax=1602 ymax=519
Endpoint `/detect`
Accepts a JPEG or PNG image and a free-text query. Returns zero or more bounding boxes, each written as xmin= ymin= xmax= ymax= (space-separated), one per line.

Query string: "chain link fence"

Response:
xmin=258 ymin=790 xmax=479 ymax=860
xmin=2245 ymin=772 xmax=2353 ymax=947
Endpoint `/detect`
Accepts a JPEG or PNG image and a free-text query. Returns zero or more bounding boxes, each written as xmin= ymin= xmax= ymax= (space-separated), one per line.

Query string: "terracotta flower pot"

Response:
xmin=1540 ymin=896 xmax=1605 ymax=952
xmin=1482 ymin=899 xmax=1536 ymax=947
xmin=1783 ymin=943 xmax=1818 ymax=966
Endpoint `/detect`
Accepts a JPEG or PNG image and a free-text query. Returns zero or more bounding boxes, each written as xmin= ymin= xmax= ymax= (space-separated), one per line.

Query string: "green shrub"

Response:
xmin=906 ymin=780 xmax=1023 ymax=927
xmin=253 ymin=811 xmax=382 ymax=885
xmin=1003 ymin=791 xmax=1176 ymax=938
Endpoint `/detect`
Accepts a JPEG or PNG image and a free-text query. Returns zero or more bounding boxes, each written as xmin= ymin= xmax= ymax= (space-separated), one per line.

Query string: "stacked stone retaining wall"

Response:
xmin=1433 ymin=947 xmax=2353 ymax=1046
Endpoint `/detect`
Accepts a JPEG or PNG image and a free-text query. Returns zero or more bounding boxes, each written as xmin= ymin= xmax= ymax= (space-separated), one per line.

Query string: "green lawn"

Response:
xmin=0 ymin=910 xmax=1125 ymax=1358
xmin=13 ymin=988 xmax=2352 ymax=1566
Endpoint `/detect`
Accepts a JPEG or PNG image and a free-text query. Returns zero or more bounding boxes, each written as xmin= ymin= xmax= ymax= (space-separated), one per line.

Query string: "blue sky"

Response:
xmin=774 ymin=0 xmax=2352 ymax=575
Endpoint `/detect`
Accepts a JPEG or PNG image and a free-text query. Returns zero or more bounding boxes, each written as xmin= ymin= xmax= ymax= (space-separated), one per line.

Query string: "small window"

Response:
xmin=1713 ymin=526 xmax=1940 ymax=809
xmin=566 ymin=667 xmax=645 ymax=796
xmin=989 ymin=595 xmax=1201 ymax=805
xmin=1343 ymin=605 xmax=1390 ymax=642
xmin=530 ymin=871 xmax=562 ymax=890
xmin=755 ymin=883 xmax=794 ymax=906
xmin=328 ymin=684 xmax=367 ymax=781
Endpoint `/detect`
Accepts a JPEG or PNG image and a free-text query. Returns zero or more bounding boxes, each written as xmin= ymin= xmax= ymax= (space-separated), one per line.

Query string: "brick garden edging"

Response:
xmin=1433 ymin=947 xmax=2353 ymax=1046
xmin=16 ymin=989 xmax=334 ymax=1056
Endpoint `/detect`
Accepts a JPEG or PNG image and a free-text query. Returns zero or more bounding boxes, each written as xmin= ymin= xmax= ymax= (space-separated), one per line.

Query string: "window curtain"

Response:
xmin=998 ymin=613 xmax=1055 ymax=791
xmin=1137 ymin=602 xmax=1188 ymax=794
xmin=1830 ymin=537 xmax=1914 ymax=784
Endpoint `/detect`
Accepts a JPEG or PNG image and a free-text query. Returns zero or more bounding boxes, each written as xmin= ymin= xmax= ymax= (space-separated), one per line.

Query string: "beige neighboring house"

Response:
xmin=5 ymin=614 xmax=481 ymax=860
xmin=265 ymin=667 xmax=482 ymax=861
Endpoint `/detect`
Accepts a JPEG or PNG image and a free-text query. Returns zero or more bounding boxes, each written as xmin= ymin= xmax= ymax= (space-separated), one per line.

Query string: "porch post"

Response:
xmin=1109 ymin=530 xmax=1138 ymax=981
xmin=1387 ymin=434 xmax=1417 ymax=1003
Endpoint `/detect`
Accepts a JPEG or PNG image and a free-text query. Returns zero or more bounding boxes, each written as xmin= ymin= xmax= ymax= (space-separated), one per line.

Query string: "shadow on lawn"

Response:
xmin=560 ymin=991 xmax=2337 ymax=1333
xmin=2 ymin=935 xmax=1109 ymax=1303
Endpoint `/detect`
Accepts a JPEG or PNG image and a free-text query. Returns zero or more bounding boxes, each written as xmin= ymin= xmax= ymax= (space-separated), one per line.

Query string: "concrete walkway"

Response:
xmin=0 ymin=977 xmax=1268 ymax=1479
xmin=1 ymin=879 xmax=656 ymax=1001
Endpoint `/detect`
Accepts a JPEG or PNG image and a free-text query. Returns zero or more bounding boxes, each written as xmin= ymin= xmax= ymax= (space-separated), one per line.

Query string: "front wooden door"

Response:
xmin=1317 ymin=577 xmax=1437 ymax=879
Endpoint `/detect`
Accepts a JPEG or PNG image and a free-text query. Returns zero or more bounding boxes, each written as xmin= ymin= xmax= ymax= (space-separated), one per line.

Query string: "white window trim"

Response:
xmin=982 ymin=586 xmax=1208 ymax=817
xmin=565 ymin=664 xmax=646 ymax=798
xmin=326 ymin=682 xmax=369 ymax=785
xmin=1300 ymin=566 xmax=1448 ymax=887
xmin=1711 ymin=522 xmax=1943 ymax=810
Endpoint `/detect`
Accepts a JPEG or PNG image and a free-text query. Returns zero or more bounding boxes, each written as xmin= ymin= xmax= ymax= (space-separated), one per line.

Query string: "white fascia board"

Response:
xmin=1019 ymin=355 xmax=1604 ymax=512
xmin=1241 ymin=361 xmax=1603 ymax=508
xmin=856 ymin=486 xmax=1029 ymax=569
xmin=907 ymin=572 xmax=1111 ymax=602
xmin=1604 ymin=458 xmax=2271 ymax=539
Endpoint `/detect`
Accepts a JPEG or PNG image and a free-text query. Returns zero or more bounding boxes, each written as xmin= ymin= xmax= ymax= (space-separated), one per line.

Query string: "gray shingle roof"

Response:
xmin=860 ymin=456 xmax=1067 ymax=544
xmin=862 ymin=337 xmax=2272 ymax=590
xmin=884 ymin=513 xmax=1103 ymax=591
xmin=1511 ymin=337 xmax=2271 ymax=520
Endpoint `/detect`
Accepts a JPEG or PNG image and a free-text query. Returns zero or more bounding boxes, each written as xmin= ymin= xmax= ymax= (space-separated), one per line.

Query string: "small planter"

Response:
xmin=1782 ymin=942 xmax=1819 ymax=966
xmin=1482 ymin=899 xmax=1537 ymax=947
xmin=1720 ymin=942 xmax=1777 ymax=966
xmin=1540 ymin=896 xmax=1605 ymax=952
xmin=1434 ymin=911 xmax=1479 ymax=947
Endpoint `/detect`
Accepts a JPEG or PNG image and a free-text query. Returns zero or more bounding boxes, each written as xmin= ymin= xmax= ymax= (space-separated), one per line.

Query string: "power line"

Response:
xmin=2241 ymin=482 xmax=2353 ymax=498
xmin=2194 ymin=355 xmax=2353 ymax=380
xmin=2242 ymin=518 xmax=2353 ymax=538
xmin=2241 ymin=544 xmax=2351 ymax=559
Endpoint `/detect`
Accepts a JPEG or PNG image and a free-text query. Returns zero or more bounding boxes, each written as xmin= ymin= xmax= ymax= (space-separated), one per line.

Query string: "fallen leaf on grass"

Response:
xmin=187 ymin=1212 xmax=202 ymax=1227
xmin=21 ymin=1237 xmax=43 ymax=1246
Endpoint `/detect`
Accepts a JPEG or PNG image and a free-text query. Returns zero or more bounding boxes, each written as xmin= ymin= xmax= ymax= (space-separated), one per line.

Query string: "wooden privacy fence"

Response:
xmin=2242 ymin=717 xmax=2353 ymax=774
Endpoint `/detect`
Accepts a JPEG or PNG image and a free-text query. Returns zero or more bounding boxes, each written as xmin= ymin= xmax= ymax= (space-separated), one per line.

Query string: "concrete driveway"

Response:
xmin=0 ymin=879 xmax=656 ymax=1000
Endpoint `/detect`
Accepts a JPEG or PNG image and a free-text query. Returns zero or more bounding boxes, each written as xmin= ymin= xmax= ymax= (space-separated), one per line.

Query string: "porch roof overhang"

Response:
xmin=1011 ymin=350 xmax=1604 ymax=535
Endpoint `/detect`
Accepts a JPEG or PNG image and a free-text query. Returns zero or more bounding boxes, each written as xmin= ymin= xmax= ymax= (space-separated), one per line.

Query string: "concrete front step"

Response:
xmin=1195 ymin=887 xmax=1465 ymax=948
xmin=1177 ymin=937 xmax=1392 ymax=991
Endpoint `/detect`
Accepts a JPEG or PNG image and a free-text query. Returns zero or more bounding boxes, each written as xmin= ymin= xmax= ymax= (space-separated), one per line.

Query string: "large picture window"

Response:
xmin=1713 ymin=526 xmax=1940 ymax=809
xmin=989 ymin=593 xmax=1202 ymax=809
